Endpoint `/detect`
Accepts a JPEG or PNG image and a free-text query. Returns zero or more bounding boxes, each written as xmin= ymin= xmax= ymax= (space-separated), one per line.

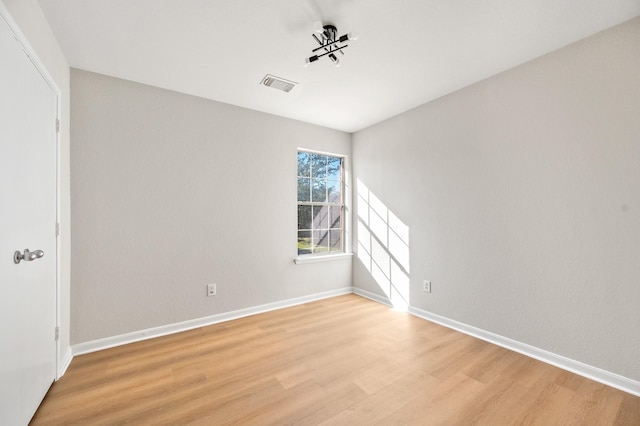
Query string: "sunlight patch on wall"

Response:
xmin=356 ymin=179 xmax=410 ymax=309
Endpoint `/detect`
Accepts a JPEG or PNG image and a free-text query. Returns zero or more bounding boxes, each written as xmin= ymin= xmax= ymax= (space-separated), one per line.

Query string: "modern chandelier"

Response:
xmin=305 ymin=23 xmax=356 ymax=67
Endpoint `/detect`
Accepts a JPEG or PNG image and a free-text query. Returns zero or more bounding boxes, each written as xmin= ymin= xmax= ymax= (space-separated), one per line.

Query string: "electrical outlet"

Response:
xmin=207 ymin=283 xmax=216 ymax=297
xmin=423 ymin=280 xmax=431 ymax=293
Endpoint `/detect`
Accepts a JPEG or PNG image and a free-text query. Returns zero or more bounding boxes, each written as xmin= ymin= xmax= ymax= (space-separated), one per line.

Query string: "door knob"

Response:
xmin=14 ymin=248 xmax=44 ymax=264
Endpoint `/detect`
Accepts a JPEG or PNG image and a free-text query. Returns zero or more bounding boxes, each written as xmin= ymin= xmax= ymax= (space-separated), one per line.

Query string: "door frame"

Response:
xmin=0 ymin=1 xmax=62 ymax=379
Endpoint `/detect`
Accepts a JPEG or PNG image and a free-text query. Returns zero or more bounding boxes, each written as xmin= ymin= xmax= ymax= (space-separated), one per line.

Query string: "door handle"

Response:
xmin=14 ymin=248 xmax=44 ymax=264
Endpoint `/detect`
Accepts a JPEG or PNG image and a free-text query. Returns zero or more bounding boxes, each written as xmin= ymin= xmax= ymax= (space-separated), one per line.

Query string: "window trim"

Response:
xmin=294 ymin=252 xmax=353 ymax=264
xmin=296 ymin=148 xmax=350 ymax=260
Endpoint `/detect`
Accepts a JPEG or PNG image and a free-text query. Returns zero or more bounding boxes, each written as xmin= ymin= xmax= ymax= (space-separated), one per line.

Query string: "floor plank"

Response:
xmin=31 ymin=294 xmax=640 ymax=425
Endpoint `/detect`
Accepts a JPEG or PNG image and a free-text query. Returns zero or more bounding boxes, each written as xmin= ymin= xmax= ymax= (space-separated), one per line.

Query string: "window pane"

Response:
xmin=311 ymin=154 xmax=327 ymax=179
xmin=329 ymin=230 xmax=342 ymax=251
xmin=297 ymin=152 xmax=310 ymax=177
xmin=329 ymin=206 xmax=342 ymax=229
xmin=312 ymin=178 xmax=327 ymax=202
xmin=313 ymin=230 xmax=329 ymax=252
xmin=298 ymin=231 xmax=312 ymax=255
xmin=298 ymin=205 xmax=312 ymax=230
xmin=297 ymin=178 xmax=310 ymax=202
xmin=312 ymin=205 xmax=329 ymax=229
xmin=297 ymin=151 xmax=344 ymax=257
xmin=327 ymin=157 xmax=341 ymax=181
xmin=327 ymin=179 xmax=341 ymax=203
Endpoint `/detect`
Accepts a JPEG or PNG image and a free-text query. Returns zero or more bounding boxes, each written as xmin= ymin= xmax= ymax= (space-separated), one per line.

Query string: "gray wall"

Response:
xmin=353 ymin=17 xmax=640 ymax=381
xmin=71 ymin=70 xmax=352 ymax=343
xmin=3 ymin=0 xmax=72 ymax=371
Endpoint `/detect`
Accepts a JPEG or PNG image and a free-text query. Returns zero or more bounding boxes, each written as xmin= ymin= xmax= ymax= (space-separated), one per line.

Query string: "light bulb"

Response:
xmin=305 ymin=55 xmax=319 ymax=67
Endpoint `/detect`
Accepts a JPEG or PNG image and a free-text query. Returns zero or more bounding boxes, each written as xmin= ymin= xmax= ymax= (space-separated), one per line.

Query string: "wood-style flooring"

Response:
xmin=32 ymin=294 xmax=640 ymax=425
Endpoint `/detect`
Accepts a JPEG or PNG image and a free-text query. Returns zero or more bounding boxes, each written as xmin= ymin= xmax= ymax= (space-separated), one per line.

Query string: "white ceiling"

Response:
xmin=38 ymin=0 xmax=639 ymax=133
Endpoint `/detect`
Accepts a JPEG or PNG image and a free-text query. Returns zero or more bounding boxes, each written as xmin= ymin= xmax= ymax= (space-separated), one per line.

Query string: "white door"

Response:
xmin=0 ymin=13 xmax=58 ymax=425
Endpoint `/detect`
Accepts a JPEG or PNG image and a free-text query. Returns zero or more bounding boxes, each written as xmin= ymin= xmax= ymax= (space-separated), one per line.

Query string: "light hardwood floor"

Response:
xmin=33 ymin=294 xmax=639 ymax=425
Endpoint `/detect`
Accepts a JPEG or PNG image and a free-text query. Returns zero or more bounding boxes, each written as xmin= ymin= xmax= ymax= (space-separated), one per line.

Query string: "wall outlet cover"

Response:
xmin=207 ymin=284 xmax=216 ymax=297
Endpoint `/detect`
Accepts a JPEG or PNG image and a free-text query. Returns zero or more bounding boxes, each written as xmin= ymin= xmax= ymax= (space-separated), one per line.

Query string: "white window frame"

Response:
xmin=295 ymin=148 xmax=352 ymax=264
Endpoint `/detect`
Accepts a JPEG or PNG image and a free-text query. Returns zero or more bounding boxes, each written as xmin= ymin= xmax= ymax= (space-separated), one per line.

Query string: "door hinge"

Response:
xmin=56 ymin=118 xmax=60 ymax=133
xmin=55 ymin=326 xmax=59 ymax=342
xmin=56 ymin=222 xmax=60 ymax=237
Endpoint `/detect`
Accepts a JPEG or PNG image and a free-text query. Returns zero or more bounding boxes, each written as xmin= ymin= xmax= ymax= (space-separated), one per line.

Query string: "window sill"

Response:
xmin=294 ymin=252 xmax=353 ymax=264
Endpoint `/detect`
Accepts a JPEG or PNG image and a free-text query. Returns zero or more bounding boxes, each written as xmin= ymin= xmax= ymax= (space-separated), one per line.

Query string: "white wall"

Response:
xmin=71 ymin=70 xmax=352 ymax=344
xmin=353 ymin=17 xmax=640 ymax=381
xmin=2 ymin=0 xmax=71 ymax=374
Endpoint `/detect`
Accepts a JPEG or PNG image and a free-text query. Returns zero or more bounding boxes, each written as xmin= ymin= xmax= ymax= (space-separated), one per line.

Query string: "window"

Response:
xmin=297 ymin=151 xmax=344 ymax=256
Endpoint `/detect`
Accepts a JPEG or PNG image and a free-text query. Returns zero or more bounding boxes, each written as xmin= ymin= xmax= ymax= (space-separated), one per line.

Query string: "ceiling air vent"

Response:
xmin=260 ymin=74 xmax=298 ymax=93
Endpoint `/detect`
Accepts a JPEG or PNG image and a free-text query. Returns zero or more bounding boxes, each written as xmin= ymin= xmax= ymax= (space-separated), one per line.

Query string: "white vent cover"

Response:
xmin=260 ymin=74 xmax=298 ymax=93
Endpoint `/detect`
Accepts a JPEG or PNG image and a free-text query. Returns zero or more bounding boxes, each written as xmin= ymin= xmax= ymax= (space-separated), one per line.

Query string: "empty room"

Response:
xmin=1 ymin=0 xmax=639 ymax=424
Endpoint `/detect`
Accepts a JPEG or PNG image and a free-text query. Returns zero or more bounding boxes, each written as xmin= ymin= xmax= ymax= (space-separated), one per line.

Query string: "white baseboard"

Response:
xmin=72 ymin=287 xmax=353 ymax=356
xmin=408 ymin=305 xmax=640 ymax=397
xmin=352 ymin=287 xmax=393 ymax=306
xmin=57 ymin=347 xmax=73 ymax=380
xmin=68 ymin=285 xmax=639 ymax=397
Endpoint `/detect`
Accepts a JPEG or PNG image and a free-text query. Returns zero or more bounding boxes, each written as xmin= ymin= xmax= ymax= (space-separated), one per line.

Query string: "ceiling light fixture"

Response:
xmin=305 ymin=24 xmax=356 ymax=67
